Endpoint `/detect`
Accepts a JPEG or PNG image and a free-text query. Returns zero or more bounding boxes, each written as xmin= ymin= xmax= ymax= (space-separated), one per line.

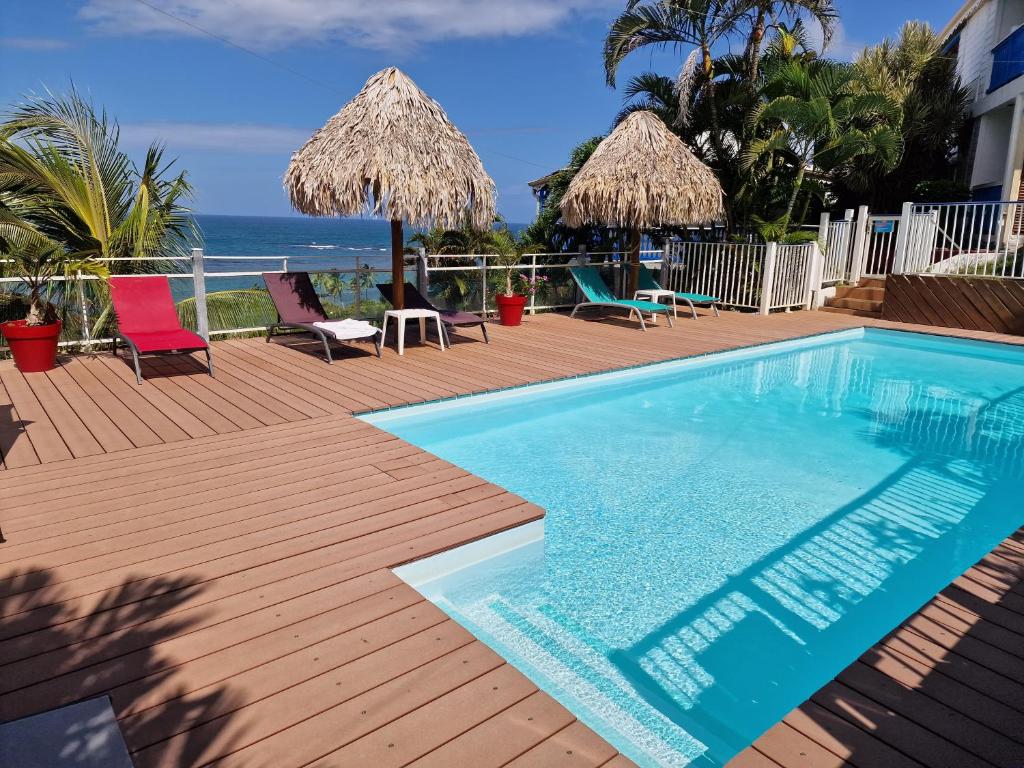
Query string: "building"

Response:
xmin=527 ymin=169 xmax=566 ymax=216
xmin=943 ymin=0 xmax=1024 ymax=201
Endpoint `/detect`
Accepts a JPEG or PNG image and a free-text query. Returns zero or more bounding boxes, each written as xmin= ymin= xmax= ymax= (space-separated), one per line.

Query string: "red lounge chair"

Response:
xmin=109 ymin=276 xmax=213 ymax=385
xmin=263 ymin=272 xmax=382 ymax=363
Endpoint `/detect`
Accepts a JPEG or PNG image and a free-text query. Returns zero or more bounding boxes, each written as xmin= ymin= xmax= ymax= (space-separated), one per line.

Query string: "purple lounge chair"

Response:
xmin=377 ymin=283 xmax=489 ymax=345
xmin=263 ymin=272 xmax=382 ymax=363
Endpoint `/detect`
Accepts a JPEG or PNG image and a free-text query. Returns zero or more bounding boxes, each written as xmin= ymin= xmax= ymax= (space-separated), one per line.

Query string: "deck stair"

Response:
xmin=820 ymin=278 xmax=885 ymax=318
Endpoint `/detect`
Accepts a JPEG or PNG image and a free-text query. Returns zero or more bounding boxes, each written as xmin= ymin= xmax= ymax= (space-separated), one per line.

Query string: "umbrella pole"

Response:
xmin=391 ymin=219 xmax=405 ymax=309
xmin=629 ymin=229 xmax=641 ymax=296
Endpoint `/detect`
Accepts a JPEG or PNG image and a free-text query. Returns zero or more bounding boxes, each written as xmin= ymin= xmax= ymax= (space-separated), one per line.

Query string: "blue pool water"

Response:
xmin=362 ymin=328 xmax=1024 ymax=767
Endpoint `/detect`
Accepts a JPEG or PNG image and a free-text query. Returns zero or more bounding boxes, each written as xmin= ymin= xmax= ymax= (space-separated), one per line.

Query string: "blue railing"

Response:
xmin=991 ymin=25 xmax=1024 ymax=92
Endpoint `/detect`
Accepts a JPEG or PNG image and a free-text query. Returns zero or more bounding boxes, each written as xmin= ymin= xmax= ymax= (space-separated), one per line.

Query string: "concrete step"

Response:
xmin=819 ymin=306 xmax=882 ymax=319
xmin=826 ymin=297 xmax=883 ymax=313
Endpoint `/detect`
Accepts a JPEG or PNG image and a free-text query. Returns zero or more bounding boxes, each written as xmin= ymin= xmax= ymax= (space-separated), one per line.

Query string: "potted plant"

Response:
xmin=490 ymin=229 xmax=540 ymax=326
xmin=0 ymin=227 xmax=106 ymax=373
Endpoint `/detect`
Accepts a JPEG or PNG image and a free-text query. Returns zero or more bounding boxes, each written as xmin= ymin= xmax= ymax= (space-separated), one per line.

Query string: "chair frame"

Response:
xmin=569 ymin=301 xmax=673 ymax=330
xmin=266 ymin=321 xmax=382 ymax=364
xmin=112 ymin=333 xmax=213 ymax=386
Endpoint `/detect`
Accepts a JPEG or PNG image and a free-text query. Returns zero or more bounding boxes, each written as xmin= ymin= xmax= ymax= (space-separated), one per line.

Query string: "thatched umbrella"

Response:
xmin=560 ymin=111 xmax=724 ymax=295
xmin=284 ymin=67 xmax=495 ymax=309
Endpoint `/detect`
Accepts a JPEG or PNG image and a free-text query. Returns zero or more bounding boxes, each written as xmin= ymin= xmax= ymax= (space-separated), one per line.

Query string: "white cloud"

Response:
xmin=809 ymin=20 xmax=865 ymax=62
xmin=0 ymin=37 xmax=70 ymax=50
xmin=118 ymin=121 xmax=312 ymax=153
xmin=79 ymin=0 xmax=616 ymax=50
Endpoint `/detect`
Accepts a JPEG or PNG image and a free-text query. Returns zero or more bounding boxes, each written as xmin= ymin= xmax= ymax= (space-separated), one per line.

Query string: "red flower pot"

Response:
xmin=1 ymin=320 xmax=62 ymax=373
xmin=495 ymin=294 xmax=527 ymax=326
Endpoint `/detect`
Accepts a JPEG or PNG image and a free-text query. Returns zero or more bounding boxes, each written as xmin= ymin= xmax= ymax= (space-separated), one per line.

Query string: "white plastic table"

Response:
xmin=633 ymin=288 xmax=678 ymax=323
xmin=381 ymin=308 xmax=446 ymax=356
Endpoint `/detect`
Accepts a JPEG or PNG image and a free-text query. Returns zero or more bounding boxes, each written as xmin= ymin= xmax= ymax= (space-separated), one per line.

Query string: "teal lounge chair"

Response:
xmin=568 ymin=266 xmax=674 ymax=330
xmin=636 ymin=264 xmax=721 ymax=319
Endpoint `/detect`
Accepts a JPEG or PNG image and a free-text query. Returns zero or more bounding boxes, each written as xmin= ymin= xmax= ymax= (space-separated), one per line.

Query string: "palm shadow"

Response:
xmin=0 ymin=403 xmax=32 ymax=492
xmin=0 ymin=567 xmax=246 ymax=766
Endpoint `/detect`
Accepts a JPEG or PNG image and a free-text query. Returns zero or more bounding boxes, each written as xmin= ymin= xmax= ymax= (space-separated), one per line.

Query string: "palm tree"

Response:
xmin=604 ymin=0 xmax=742 ymax=166
xmin=615 ymin=73 xmax=682 ymax=128
xmin=0 ymin=89 xmax=196 ymax=264
xmin=841 ymin=22 xmax=970 ymax=208
xmin=0 ymin=89 xmax=195 ymax=335
xmin=742 ymin=1 xmax=836 ymax=80
xmin=743 ymin=58 xmax=901 ymax=226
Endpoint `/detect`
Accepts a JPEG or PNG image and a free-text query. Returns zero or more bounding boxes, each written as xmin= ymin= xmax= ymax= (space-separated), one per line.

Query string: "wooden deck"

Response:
xmin=1 ymin=309 xmax=1023 ymax=768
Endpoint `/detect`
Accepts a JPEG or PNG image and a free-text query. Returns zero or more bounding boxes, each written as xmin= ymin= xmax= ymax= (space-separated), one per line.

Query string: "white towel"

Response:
xmin=313 ymin=319 xmax=381 ymax=340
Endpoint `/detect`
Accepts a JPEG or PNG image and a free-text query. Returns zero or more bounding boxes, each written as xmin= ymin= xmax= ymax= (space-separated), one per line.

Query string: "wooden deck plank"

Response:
xmin=0 ymin=367 xmax=73 ymax=464
xmin=4 ymin=310 xmax=1024 ymax=768
xmin=0 ymin=375 xmax=40 ymax=470
xmin=403 ymin=691 xmax=578 ymax=768
xmin=503 ymin=720 xmax=620 ymax=768
xmin=43 ymin=365 xmax=134 ymax=454
xmin=9 ymin=368 xmax=103 ymax=459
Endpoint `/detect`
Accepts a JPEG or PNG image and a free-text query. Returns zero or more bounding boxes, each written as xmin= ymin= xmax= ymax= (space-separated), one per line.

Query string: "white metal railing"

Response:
xmin=900 ymin=201 xmax=1024 ymax=279
xmin=0 ymin=248 xmax=402 ymax=351
xmin=0 ymin=233 xmax=835 ymax=355
xmin=664 ymin=241 xmax=816 ymax=312
xmin=823 ymin=218 xmax=855 ymax=284
xmin=421 ymin=249 xmax=664 ymax=316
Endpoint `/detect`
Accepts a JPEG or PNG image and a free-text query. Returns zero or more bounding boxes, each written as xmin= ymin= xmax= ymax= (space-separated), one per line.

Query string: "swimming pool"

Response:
xmin=362 ymin=328 xmax=1024 ymax=767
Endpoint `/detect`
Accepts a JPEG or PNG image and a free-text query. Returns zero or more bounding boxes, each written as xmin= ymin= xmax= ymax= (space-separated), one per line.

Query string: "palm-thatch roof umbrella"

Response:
xmin=560 ymin=111 xmax=724 ymax=295
xmin=284 ymin=67 xmax=495 ymax=309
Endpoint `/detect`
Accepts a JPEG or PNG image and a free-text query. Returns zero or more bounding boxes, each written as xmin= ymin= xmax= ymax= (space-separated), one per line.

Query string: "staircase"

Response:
xmin=821 ymin=278 xmax=885 ymax=318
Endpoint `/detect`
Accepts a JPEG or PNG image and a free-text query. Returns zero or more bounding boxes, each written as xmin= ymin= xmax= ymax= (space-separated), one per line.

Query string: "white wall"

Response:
xmin=972 ymin=105 xmax=1015 ymax=188
xmin=958 ymin=0 xmax=997 ymax=100
xmin=996 ymin=0 xmax=1024 ymax=41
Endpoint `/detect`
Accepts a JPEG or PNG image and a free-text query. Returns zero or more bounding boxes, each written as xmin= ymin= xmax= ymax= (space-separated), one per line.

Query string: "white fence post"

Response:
xmin=818 ymin=212 xmax=830 ymax=251
xmin=892 ymin=201 xmax=914 ymax=274
xmin=850 ymin=205 xmax=870 ymax=284
xmin=354 ymin=255 xmax=362 ymax=318
xmin=661 ymin=242 xmax=672 ymax=291
xmin=191 ymin=247 xmax=209 ymax=342
xmin=528 ymin=252 xmax=537 ymax=315
xmin=75 ymin=269 xmax=92 ymax=351
xmin=416 ymin=248 xmax=428 ymax=295
xmin=481 ymin=253 xmax=488 ymax=317
xmin=804 ymin=241 xmax=824 ymax=309
xmin=759 ymin=242 xmax=778 ymax=316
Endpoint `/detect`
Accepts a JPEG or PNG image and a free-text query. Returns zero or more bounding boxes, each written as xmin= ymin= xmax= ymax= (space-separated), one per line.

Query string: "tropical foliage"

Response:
xmin=0 ymin=89 xmax=196 ymax=328
xmin=839 ymin=21 xmax=972 ymax=209
xmin=599 ymin=3 xmax=966 ymax=239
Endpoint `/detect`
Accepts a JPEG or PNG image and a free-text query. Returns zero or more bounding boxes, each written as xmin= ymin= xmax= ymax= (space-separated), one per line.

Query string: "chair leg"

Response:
xmin=205 ymin=348 xmax=215 ymax=378
xmin=713 ymin=303 xmax=721 ymax=317
xmin=112 ymin=334 xmax=119 ymax=356
xmin=436 ymin=316 xmax=446 ymax=351
xmin=440 ymin=323 xmax=452 ymax=348
xmin=130 ymin=347 xmax=143 ymax=385
xmin=684 ymin=299 xmax=697 ymax=320
xmin=266 ymin=324 xmax=276 ymax=343
xmin=480 ymin=323 xmax=489 ymax=343
xmin=666 ymin=310 xmax=674 ymax=328
xmin=633 ymin=308 xmax=647 ymax=331
xmin=373 ymin=334 xmax=382 ymax=358
xmin=317 ymin=331 xmax=333 ymax=364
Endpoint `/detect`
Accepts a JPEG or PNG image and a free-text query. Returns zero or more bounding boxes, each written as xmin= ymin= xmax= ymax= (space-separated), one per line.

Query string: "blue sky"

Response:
xmin=1 ymin=0 xmax=964 ymax=223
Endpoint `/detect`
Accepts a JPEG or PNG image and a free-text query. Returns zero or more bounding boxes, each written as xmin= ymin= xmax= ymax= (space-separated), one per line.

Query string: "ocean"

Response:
xmin=192 ymin=214 xmax=526 ymax=296
xmin=195 ymin=214 xmax=396 ymax=294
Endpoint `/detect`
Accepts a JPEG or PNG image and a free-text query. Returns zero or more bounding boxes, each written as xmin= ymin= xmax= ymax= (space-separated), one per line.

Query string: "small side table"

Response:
xmin=633 ymin=288 xmax=678 ymax=323
xmin=381 ymin=308 xmax=446 ymax=356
